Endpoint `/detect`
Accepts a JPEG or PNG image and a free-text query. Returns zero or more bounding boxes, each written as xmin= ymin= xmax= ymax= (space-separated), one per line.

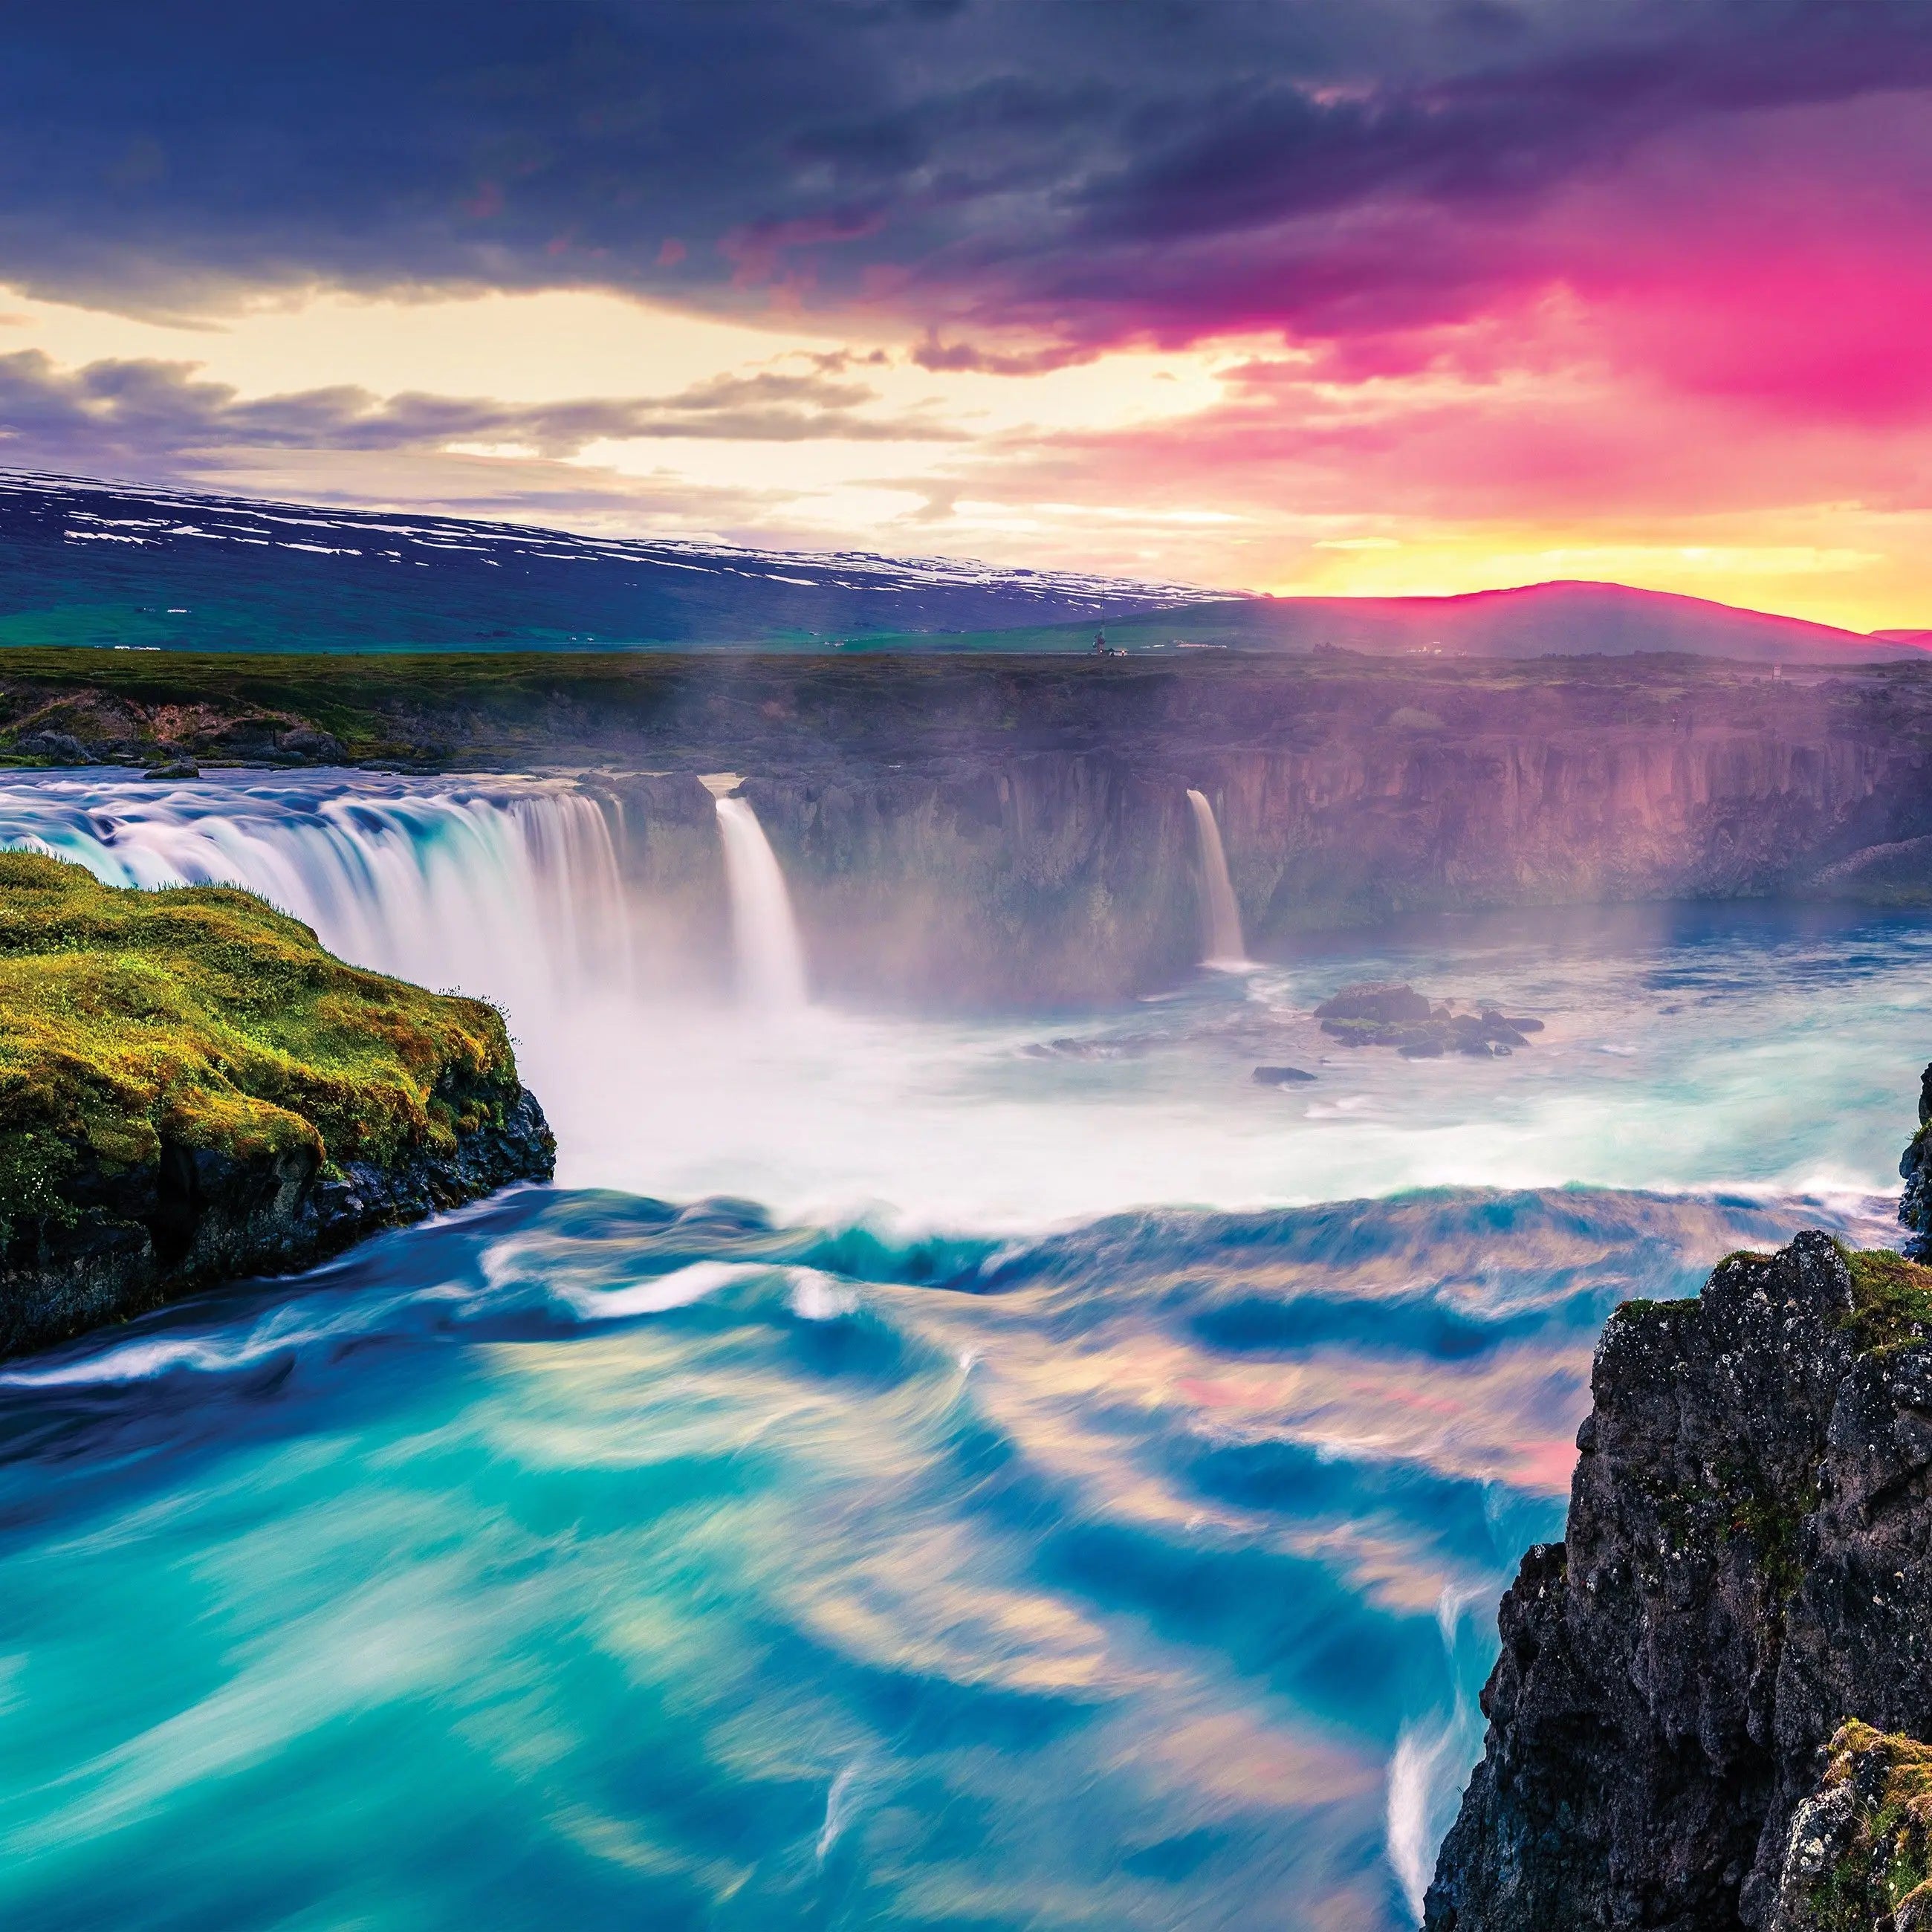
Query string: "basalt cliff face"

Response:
xmin=734 ymin=721 xmax=1920 ymax=1002
xmin=583 ymin=656 xmax=1932 ymax=1004
xmin=13 ymin=651 xmax=1932 ymax=1005
xmin=1425 ymin=1084 xmax=1932 ymax=1931
xmin=616 ymin=717 xmax=1932 ymax=1004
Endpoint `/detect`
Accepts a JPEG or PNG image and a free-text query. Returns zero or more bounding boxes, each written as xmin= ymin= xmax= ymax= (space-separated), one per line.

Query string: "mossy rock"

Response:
xmin=1780 ymin=1721 xmax=1932 ymax=1931
xmin=1839 ymin=1244 xmax=1932 ymax=1352
xmin=0 ymin=851 xmax=551 ymax=1351
xmin=1613 ymin=1246 xmax=1932 ymax=1356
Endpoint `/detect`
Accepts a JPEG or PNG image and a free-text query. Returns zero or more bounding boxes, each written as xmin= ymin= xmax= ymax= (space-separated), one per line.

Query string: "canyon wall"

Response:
xmin=599 ymin=704 xmax=1932 ymax=1005
xmin=1424 ymin=1087 xmax=1932 ymax=1931
xmin=13 ymin=649 xmax=1932 ymax=1005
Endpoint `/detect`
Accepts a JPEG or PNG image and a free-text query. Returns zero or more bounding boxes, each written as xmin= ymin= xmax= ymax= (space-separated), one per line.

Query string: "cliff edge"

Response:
xmin=0 ymin=851 xmax=554 ymax=1358
xmin=1427 ymin=1073 xmax=1932 ymax=1930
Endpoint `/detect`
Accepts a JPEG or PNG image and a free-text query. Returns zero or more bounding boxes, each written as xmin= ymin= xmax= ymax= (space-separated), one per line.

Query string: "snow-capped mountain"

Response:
xmin=0 ymin=470 xmax=1222 ymax=652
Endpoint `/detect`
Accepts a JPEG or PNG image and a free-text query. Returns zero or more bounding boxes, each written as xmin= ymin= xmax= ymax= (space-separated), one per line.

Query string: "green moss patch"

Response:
xmin=0 ymin=850 xmax=519 ymax=1245
xmin=1840 ymin=1246 xmax=1932 ymax=1352
xmin=1796 ymin=1721 xmax=1932 ymax=1931
xmin=1608 ymin=1294 xmax=1701 ymax=1325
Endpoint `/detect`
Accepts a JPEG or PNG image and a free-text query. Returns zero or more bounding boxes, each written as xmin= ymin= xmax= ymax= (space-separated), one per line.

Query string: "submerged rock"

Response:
xmin=1252 ymin=1064 xmax=1317 ymax=1085
xmin=1427 ymin=1068 xmax=1932 ymax=1930
xmin=1025 ymin=1034 xmax=1150 ymax=1061
xmin=1315 ymin=983 xmax=1536 ymax=1057
xmin=1315 ymin=982 xmax=1433 ymax=1028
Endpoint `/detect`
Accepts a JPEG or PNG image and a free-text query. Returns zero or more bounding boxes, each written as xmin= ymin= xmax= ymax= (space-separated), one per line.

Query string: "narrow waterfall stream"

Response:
xmin=713 ymin=794 xmax=808 ymax=1012
xmin=1186 ymin=785 xmax=1248 ymax=967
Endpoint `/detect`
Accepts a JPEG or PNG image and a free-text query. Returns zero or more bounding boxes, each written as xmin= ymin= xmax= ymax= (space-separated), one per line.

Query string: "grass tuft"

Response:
xmin=1838 ymin=1245 xmax=1932 ymax=1352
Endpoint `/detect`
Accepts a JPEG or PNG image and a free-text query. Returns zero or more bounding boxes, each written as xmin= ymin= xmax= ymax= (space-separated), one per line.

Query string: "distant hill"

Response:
xmin=0 ymin=470 xmax=1219 ymax=652
xmin=1244 ymin=580 xmax=1923 ymax=664
xmin=0 ymin=470 xmax=1920 ymax=664
xmin=854 ymin=581 xmax=1927 ymax=666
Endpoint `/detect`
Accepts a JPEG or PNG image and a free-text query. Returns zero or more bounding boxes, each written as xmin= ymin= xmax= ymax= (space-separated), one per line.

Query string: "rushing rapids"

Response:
xmin=0 ymin=767 xmax=1929 ymax=1928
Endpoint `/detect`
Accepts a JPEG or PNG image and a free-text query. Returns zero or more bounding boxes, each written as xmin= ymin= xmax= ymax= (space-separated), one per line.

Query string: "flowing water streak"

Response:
xmin=0 ymin=771 xmax=635 ymax=1019
xmin=714 ymin=794 xmax=808 ymax=1011
xmin=1186 ymin=786 xmax=1248 ymax=967
xmin=0 ymin=1181 xmax=1897 ymax=1931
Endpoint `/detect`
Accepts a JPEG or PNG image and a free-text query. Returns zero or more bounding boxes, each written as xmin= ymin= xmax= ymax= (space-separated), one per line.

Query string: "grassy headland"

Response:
xmin=0 ymin=850 xmax=522 ymax=1245
xmin=0 ymin=851 xmax=554 ymax=1358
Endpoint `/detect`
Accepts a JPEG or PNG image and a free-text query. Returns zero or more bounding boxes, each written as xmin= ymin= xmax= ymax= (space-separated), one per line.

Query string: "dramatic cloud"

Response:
xmin=3 ymin=1 xmax=1932 ymax=623
xmin=0 ymin=351 xmax=959 ymax=479
xmin=7 ymin=2 xmax=1930 ymax=354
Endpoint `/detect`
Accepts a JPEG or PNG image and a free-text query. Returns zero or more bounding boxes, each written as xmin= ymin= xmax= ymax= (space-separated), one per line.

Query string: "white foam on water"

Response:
xmin=4 ymin=771 xmax=1928 ymax=1237
xmin=788 ymin=1271 xmax=860 ymax=1321
xmin=557 ymin=1260 xmax=759 ymax=1320
xmin=1387 ymin=1715 xmax=1466 ymax=1922
xmin=816 ymin=1760 xmax=869 ymax=1864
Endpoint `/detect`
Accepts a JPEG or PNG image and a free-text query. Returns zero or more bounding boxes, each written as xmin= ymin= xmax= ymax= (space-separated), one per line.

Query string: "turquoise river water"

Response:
xmin=0 ymin=772 xmax=1925 ymax=1930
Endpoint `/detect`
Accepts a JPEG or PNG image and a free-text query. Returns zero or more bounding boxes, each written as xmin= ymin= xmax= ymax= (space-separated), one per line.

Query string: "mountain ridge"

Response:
xmin=1 ymin=469 xmax=1925 ymax=664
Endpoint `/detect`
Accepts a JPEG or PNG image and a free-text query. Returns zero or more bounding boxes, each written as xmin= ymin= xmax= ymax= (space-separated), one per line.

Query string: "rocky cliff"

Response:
xmin=0 ymin=852 xmax=554 ymax=1358
xmin=13 ymin=649 xmax=1932 ymax=1005
xmin=1425 ymin=1081 xmax=1932 ymax=1930
xmin=537 ymin=653 xmax=1932 ymax=1004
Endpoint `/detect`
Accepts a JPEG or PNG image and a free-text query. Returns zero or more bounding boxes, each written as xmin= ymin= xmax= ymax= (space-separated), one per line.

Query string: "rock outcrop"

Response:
xmin=1427 ymin=1080 xmax=1932 ymax=1929
xmin=1 ymin=1074 xmax=554 ymax=1361
xmin=1899 ymin=1065 xmax=1932 ymax=1262
xmin=0 ymin=852 xmax=555 ymax=1358
xmin=1312 ymin=982 xmax=1540 ymax=1057
xmin=1769 ymin=1721 xmax=1932 ymax=1930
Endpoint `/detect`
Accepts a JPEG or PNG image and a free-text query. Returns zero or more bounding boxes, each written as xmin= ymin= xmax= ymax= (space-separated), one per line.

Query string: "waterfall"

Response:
xmin=0 ymin=771 xmax=635 ymax=1019
xmin=713 ymin=796 xmax=808 ymax=1012
xmin=1185 ymin=788 xmax=1248 ymax=968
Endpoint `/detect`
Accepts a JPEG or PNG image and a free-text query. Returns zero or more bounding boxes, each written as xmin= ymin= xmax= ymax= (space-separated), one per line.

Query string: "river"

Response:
xmin=0 ymin=769 xmax=1921 ymax=1929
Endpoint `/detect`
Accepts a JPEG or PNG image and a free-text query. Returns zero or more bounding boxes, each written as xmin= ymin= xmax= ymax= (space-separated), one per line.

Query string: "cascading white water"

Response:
xmin=1184 ymin=787 xmax=1248 ymax=968
xmin=0 ymin=771 xmax=635 ymax=1020
xmin=713 ymin=795 xmax=808 ymax=1011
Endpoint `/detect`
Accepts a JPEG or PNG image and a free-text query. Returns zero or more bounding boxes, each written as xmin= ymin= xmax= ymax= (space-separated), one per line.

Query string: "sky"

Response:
xmin=4 ymin=0 xmax=1932 ymax=628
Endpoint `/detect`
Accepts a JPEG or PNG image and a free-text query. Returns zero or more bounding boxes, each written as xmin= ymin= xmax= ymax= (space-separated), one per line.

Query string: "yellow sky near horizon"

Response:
xmin=4 ymin=280 xmax=1928 ymax=633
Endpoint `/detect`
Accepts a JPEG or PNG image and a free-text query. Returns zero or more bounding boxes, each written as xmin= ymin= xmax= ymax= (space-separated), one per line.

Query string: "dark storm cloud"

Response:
xmin=0 ymin=351 xmax=957 ymax=479
xmin=2 ymin=1 xmax=1930 ymax=345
